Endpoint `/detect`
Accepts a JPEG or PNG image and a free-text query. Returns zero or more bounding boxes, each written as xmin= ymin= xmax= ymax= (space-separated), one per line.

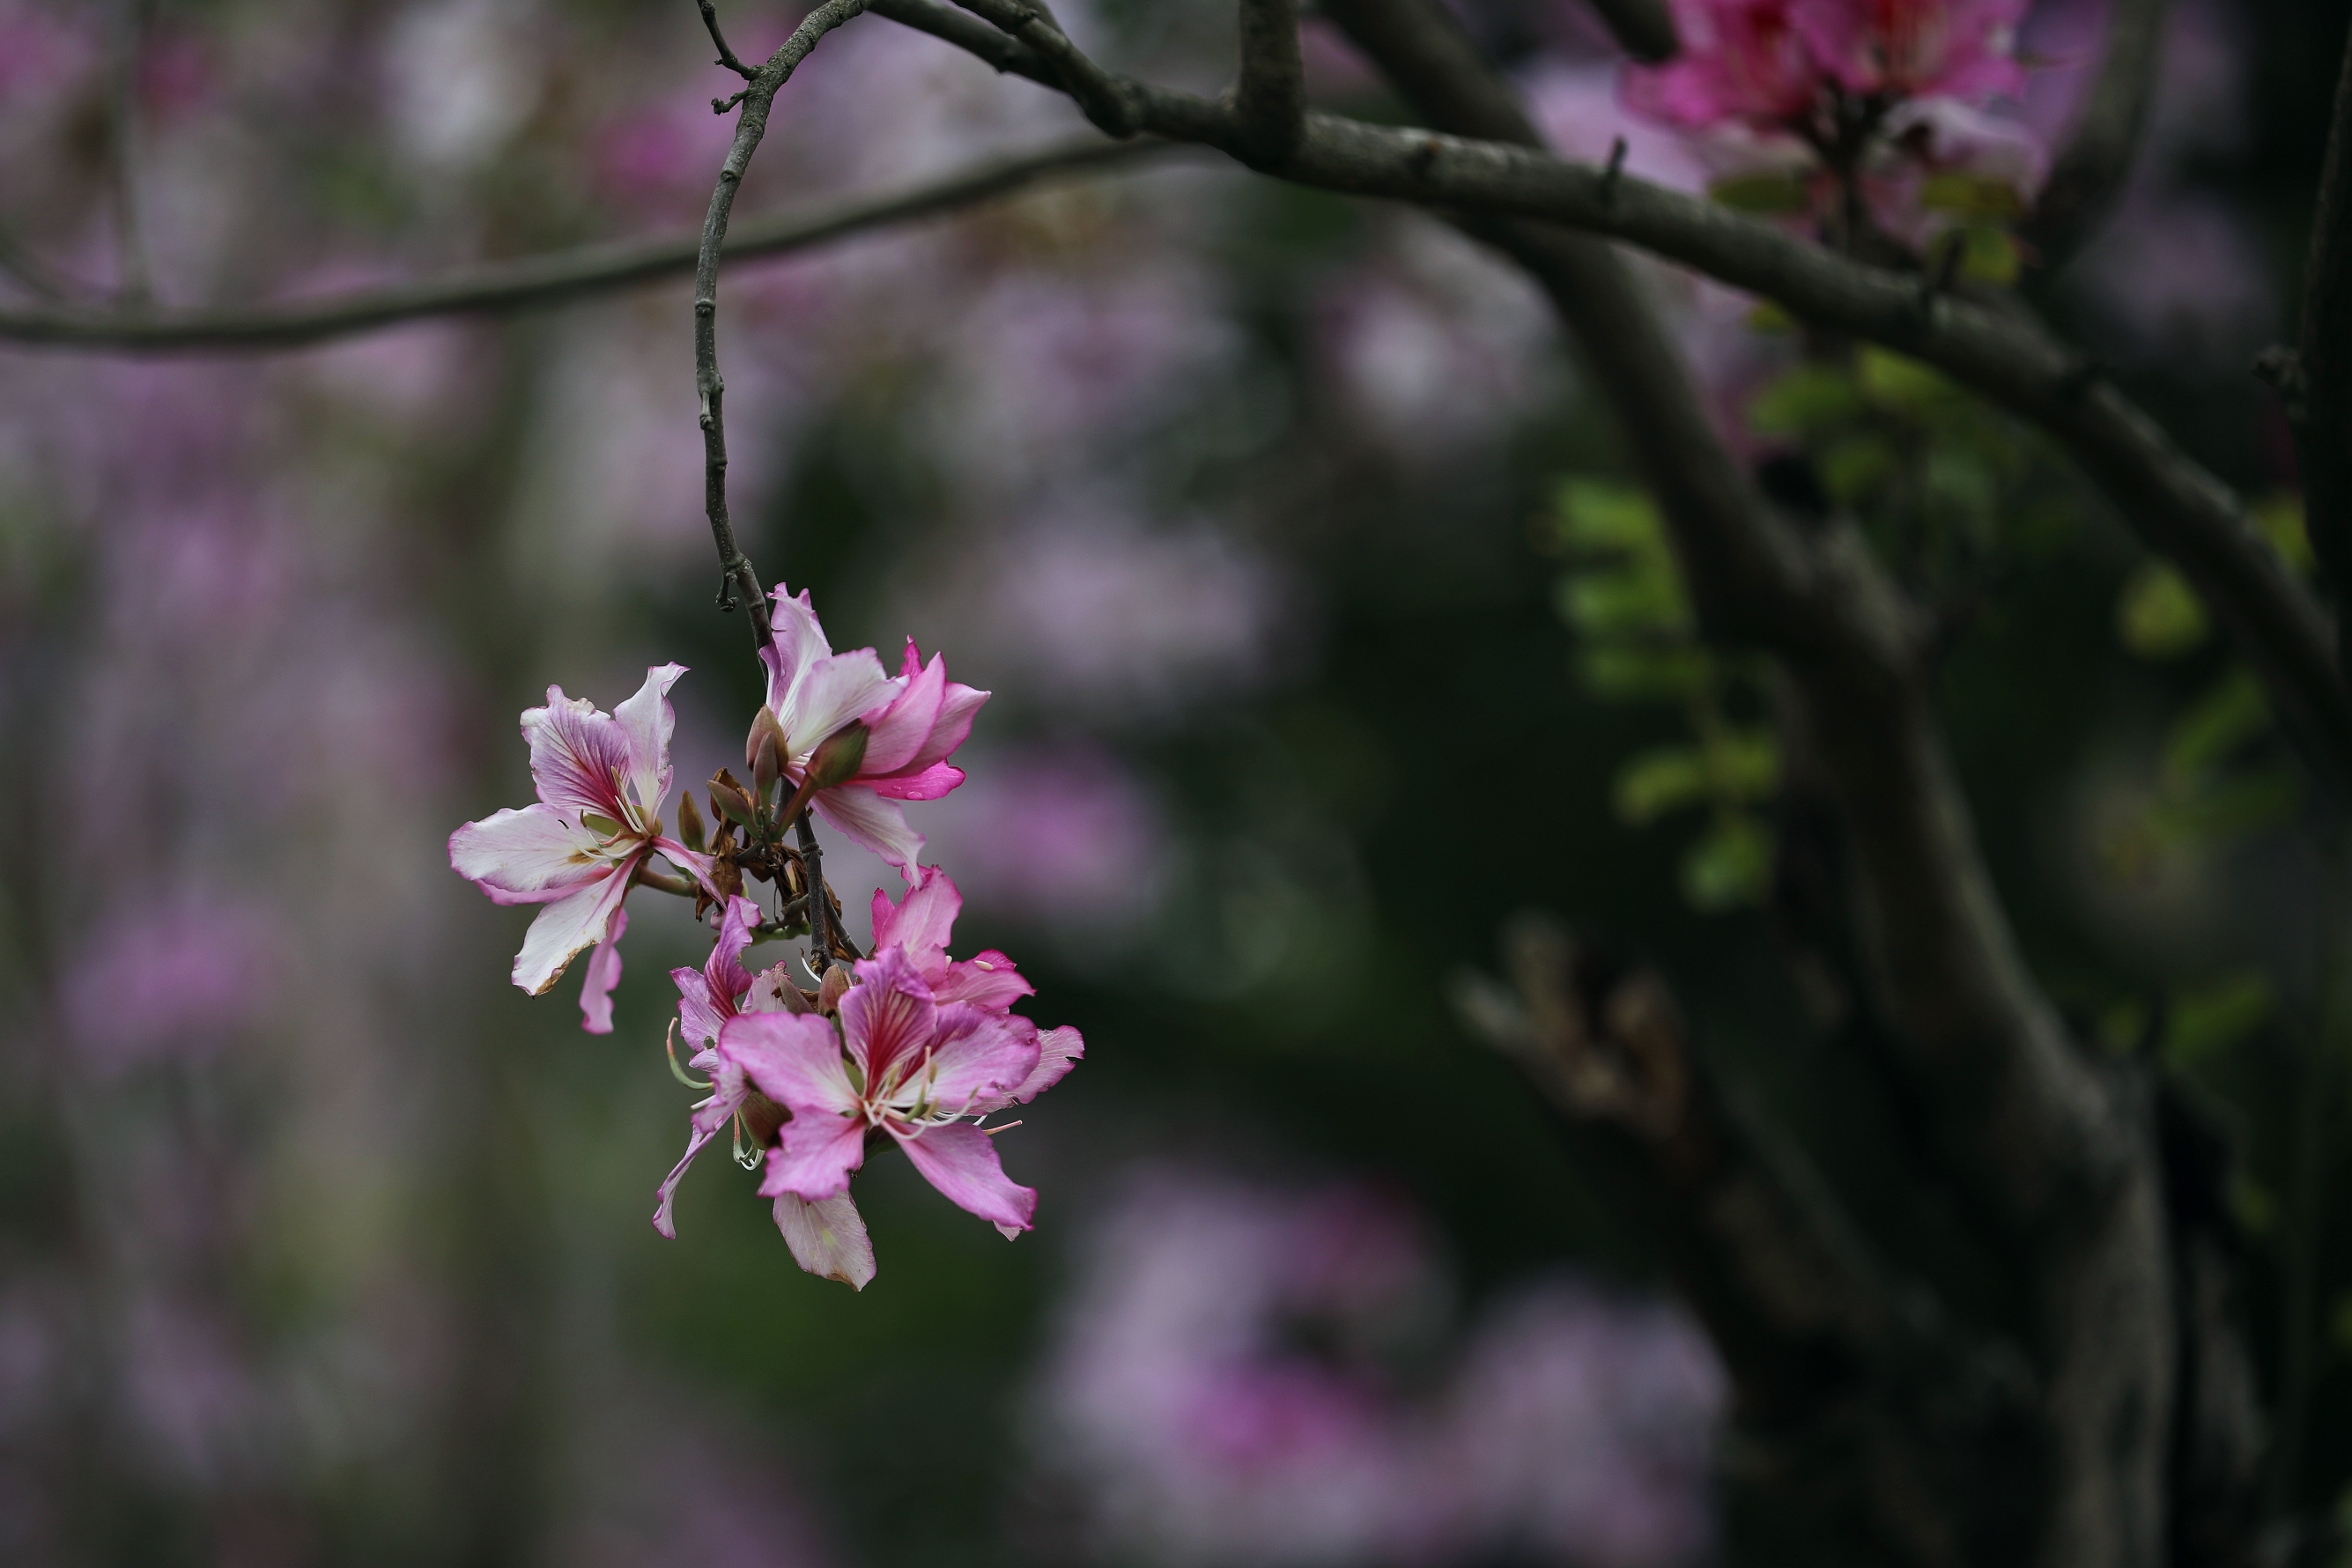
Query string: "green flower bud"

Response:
xmin=804 ymin=721 xmax=869 ymax=790
xmin=746 ymin=706 xmax=789 ymax=804
xmin=707 ymin=769 xmax=757 ymax=828
xmin=677 ymin=792 xmax=708 ymax=853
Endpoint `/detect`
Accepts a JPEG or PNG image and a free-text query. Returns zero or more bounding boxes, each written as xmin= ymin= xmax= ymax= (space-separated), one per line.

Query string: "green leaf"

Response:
xmin=2162 ymin=971 xmax=2273 ymax=1071
xmin=1820 ymin=433 xmax=1897 ymax=505
xmin=1857 ymin=346 xmax=1954 ymax=411
xmin=2253 ymin=492 xmax=2317 ymax=576
xmin=2116 ymin=562 xmax=2208 ymax=659
xmin=1709 ymin=173 xmax=1811 ymax=213
xmin=1706 ymin=728 xmax=1780 ymax=799
xmin=2163 ymin=668 xmax=2270 ymax=782
xmin=1579 ymin=644 xmax=1712 ymax=701
xmin=1919 ymin=174 xmax=2028 ymax=219
xmin=2142 ymin=770 xmax=2300 ymax=847
xmin=1957 ymin=225 xmax=2022 ymax=285
xmin=1557 ymin=568 xmax=1690 ymax=637
xmin=1749 ymin=364 xmax=1861 ymax=438
xmin=1614 ymin=746 xmax=1709 ymax=825
xmin=1746 ymin=300 xmax=1797 ymax=334
xmin=1552 ymin=480 xmax=1663 ymax=553
xmin=1681 ymin=813 xmax=1773 ymax=911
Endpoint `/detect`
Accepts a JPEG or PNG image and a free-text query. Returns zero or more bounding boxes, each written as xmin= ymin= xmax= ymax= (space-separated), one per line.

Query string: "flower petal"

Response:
xmin=522 ymin=686 xmax=632 ymax=823
xmin=856 ymin=640 xmax=947 ymax=776
xmin=652 ymin=1121 xmax=718 ymax=1239
xmin=512 ymin=860 xmax=634 ymax=996
xmin=870 ymin=867 xmax=962 ymax=965
xmin=812 ymin=784 xmax=924 ymax=874
xmin=898 ymin=665 xmax=988 ymax=775
xmin=780 ymin=648 xmax=897 ymax=764
xmin=892 ymin=1121 xmax=1036 ymax=1231
xmin=914 ymin=1007 xmax=1039 ymax=1114
xmin=719 ymin=1010 xmax=858 ymax=1116
xmin=839 ymin=943 xmax=938 ymax=1088
xmin=760 ymin=1109 xmax=869 ymax=1203
xmin=1006 ymin=1024 xmax=1084 ymax=1104
xmin=866 ymin=762 xmax=965 ymax=802
xmin=760 ymin=585 xmax=833 ymax=714
xmin=705 ymin=894 xmax=764 ymax=1010
xmin=449 ymin=803 xmax=609 ymax=906
xmin=578 ymin=906 xmax=627 ymax=1033
xmin=934 ymin=951 xmax=1034 ymax=1013
xmin=773 ymin=1193 xmax=876 ymax=1290
xmin=611 ymin=662 xmax=685 ymax=818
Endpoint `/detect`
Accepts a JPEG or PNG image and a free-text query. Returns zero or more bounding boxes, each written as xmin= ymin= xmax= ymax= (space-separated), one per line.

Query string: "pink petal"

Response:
xmin=511 ymin=857 xmax=634 ymax=996
xmin=522 ymin=686 xmax=632 ymax=823
xmin=1006 ymin=1024 xmax=1084 ymax=1104
xmin=855 ymin=640 xmax=947 ymax=776
xmin=718 ymin=1010 xmax=858 ymax=1117
xmin=760 ymin=1110 xmax=869 ymax=1203
xmin=611 ymin=663 xmax=685 ymax=820
xmin=870 ymin=867 xmax=963 ymax=964
xmin=897 ymin=671 xmax=988 ymax=775
xmin=839 ymin=944 xmax=938 ymax=1087
xmin=779 ymin=648 xmax=895 ymax=763
xmin=933 ymin=951 xmax=1034 ymax=1013
xmin=449 ymin=803 xmax=608 ymax=905
xmin=773 ymin=1193 xmax=876 ymax=1289
xmin=812 ymin=785 xmax=924 ymax=873
xmin=650 ymin=838 xmax=721 ymax=899
xmin=704 ymin=894 xmax=765 ymax=1009
xmin=893 ymin=1121 xmax=1036 ymax=1231
xmin=911 ymin=1008 xmax=1039 ymax=1113
xmin=672 ymin=965 xmax=730 ymax=1052
xmin=760 ymin=585 xmax=833 ymax=714
xmin=577 ymin=906 xmax=628 ymax=1033
xmin=865 ymin=762 xmax=965 ymax=802
xmin=652 ymin=1121 xmax=719 ymax=1239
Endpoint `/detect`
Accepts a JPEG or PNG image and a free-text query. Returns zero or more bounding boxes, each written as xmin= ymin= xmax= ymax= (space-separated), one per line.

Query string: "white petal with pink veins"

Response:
xmin=511 ymin=860 xmax=633 ymax=996
xmin=448 ymin=802 xmax=607 ymax=904
xmin=812 ymin=783 xmax=925 ymax=874
xmin=773 ymin=1193 xmax=876 ymax=1290
xmin=611 ymin=662 xmax=685 ymax=818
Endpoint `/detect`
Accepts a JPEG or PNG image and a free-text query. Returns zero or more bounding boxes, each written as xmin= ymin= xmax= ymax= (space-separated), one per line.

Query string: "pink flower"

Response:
xmin=714 ymin=912 xmax=1082 ymax=1270
xmin=654 ymin=895 xmax=876 ymax=1287
xmin=1792 ymin=0 xmax=2026 ymax=102
xmin=448 ymin=664 xmax=713 ymax=1021
xmin=757 ymin=586 xmax=987 ymax=875
xmin=1623 ymin=0 xmax=1819 ymax=130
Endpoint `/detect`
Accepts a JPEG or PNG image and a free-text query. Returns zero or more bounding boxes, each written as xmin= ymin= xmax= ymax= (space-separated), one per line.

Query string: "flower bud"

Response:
xmin=817 ymin=962 xmax=854 ymax=1016
xmin=803 ymin=721 xmax=869 ymax=791
xmin=746 ymin=706 xmax=788 ymax=803
xmin=677 ymin=791 xmax=708 ymax=853
xmin=707 ymin=769 xmax=757 ymax=828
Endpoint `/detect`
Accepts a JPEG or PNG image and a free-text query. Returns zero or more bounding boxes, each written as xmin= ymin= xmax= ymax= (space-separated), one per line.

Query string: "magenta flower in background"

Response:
xmin=64 ymin=893 xmax=281 ymax=1076
xmin=758 ymin=585 xmax=987 ymax=874
xmin=1793 ymin=0 xmax=2026 ymax=102
xmin=1623 ymin=0 xmax=1819 ymax=129
xmin=914 ymin=747 xmax=1169 ymax=936
xmin=448 ymin=664 xmax=713 ymax=1019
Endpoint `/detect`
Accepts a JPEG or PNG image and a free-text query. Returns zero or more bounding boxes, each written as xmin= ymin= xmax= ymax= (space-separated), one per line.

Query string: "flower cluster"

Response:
xmin=449 ymin=585 xmax=1082 ymax=1287
xmin=1623 ymin=0 xmax=2045 ymax=252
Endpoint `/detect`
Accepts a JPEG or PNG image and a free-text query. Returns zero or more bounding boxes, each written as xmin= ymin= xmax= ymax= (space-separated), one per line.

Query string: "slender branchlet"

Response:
xmin=950 ymin=0 xmax=1139 ymax=137
xmin=1233 ymin=0 xmax=1305 ymax=167
xmin=696 ymin=0 xmax=759 ymax=78
xmin=693 ymin=0 xmax=874 ymax=650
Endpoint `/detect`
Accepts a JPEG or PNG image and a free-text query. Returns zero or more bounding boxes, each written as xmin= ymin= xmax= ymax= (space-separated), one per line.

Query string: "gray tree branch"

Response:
xmin=867 ymin=5 xmax=2352 ymax=800
xmin=0 ymin=137 xmax=1165 ymax=350
xmin=692 ymin=0 xmax=873 ymax=651
xmin=1233 ymin=0 xmax=1305 ymax=166
xmin=2021 ymin=0 xmax=2174 ymax=273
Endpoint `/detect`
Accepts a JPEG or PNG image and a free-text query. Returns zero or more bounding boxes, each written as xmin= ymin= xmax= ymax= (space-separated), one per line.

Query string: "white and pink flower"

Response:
xmin=758 ymin=585 xmax=987 ymax=875
xmin=447 ymin=664 xmax=712 ymax=1025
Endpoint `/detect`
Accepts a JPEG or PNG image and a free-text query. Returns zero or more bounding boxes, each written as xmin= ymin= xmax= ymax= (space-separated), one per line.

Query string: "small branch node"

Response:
xmin=1599 ymin=137 xmax=1628 ymax=205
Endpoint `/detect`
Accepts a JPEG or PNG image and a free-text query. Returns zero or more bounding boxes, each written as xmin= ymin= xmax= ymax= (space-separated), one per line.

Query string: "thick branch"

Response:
xmin=1233 ymin=0 xmax=1305 ymax=166
xmin=2021 ymin=0 xmax=2173 ymax=272
xmin=2291 ymin=19 xmax=2352 ymax=682
xmin=875 ymin=6 xmax=2352 ymax=795
xmin=0 ymin=138 xmax=1165 ymax=351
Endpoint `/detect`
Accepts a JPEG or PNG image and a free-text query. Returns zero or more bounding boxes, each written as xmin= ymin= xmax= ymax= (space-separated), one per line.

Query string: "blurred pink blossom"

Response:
xmin=1032 ymin=1169 xmax=1722 ymax=1566
xmin=916 ymin=745 xmax=1169 ymax=936
xmin=64 ymin=893 xmax=281 ymax=1076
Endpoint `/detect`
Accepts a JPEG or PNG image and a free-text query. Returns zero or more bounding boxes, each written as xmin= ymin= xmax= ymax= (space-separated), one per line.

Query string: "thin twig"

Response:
xmin=950 ymin=0 xmax=1138 ymax=136
xmin=694 ymin=0 xmax=874 ymax=652
xmin=106 ymin=0 xmax=152 ymax=304
xmin=697 ymin=0 xmax=759 ymax=78
xmin=793 ymin=810 xmax=832 ymax=972
xmin=1233 ymin=0 xmax=1305 ymax=167
xmin=0 ymin=138 xmax=1171 ymax=351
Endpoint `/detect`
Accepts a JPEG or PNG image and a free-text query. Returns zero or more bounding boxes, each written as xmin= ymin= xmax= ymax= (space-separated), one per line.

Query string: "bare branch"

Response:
xmin=2022 ymin=0 xmax=2173 ymax=271
xmin=2289 ymin=22 xmax=2352 ymax=684
xmin=949 ymin=0 xmax=1139 ymax=137
xmin=0 ymin=138 xmax=1168 ymax=351
xmin=1586 ymin=0 xmax=1677 ymax=63
xmin=1233 ymin=0 xmax=1305 ymax=167
xmin=696 ymin=0 xmax=760 ymax=78
xmin=869 ymin=0 xmax=1055 ymax=84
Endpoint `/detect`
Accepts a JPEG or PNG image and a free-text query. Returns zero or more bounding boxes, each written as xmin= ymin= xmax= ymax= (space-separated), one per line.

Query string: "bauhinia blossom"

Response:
xmin=703 ymin=869 xmax=1081 ymax=1281
xmin=653 ymin=894 xmax=874 ymax=1288
xmin=1623 ymin=0 xmax=2043 ymax=237
xmin=448 ymin=665 xmax=712 ymax=1027
xmin=757 ymin=585 xmax=987 ymax=875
